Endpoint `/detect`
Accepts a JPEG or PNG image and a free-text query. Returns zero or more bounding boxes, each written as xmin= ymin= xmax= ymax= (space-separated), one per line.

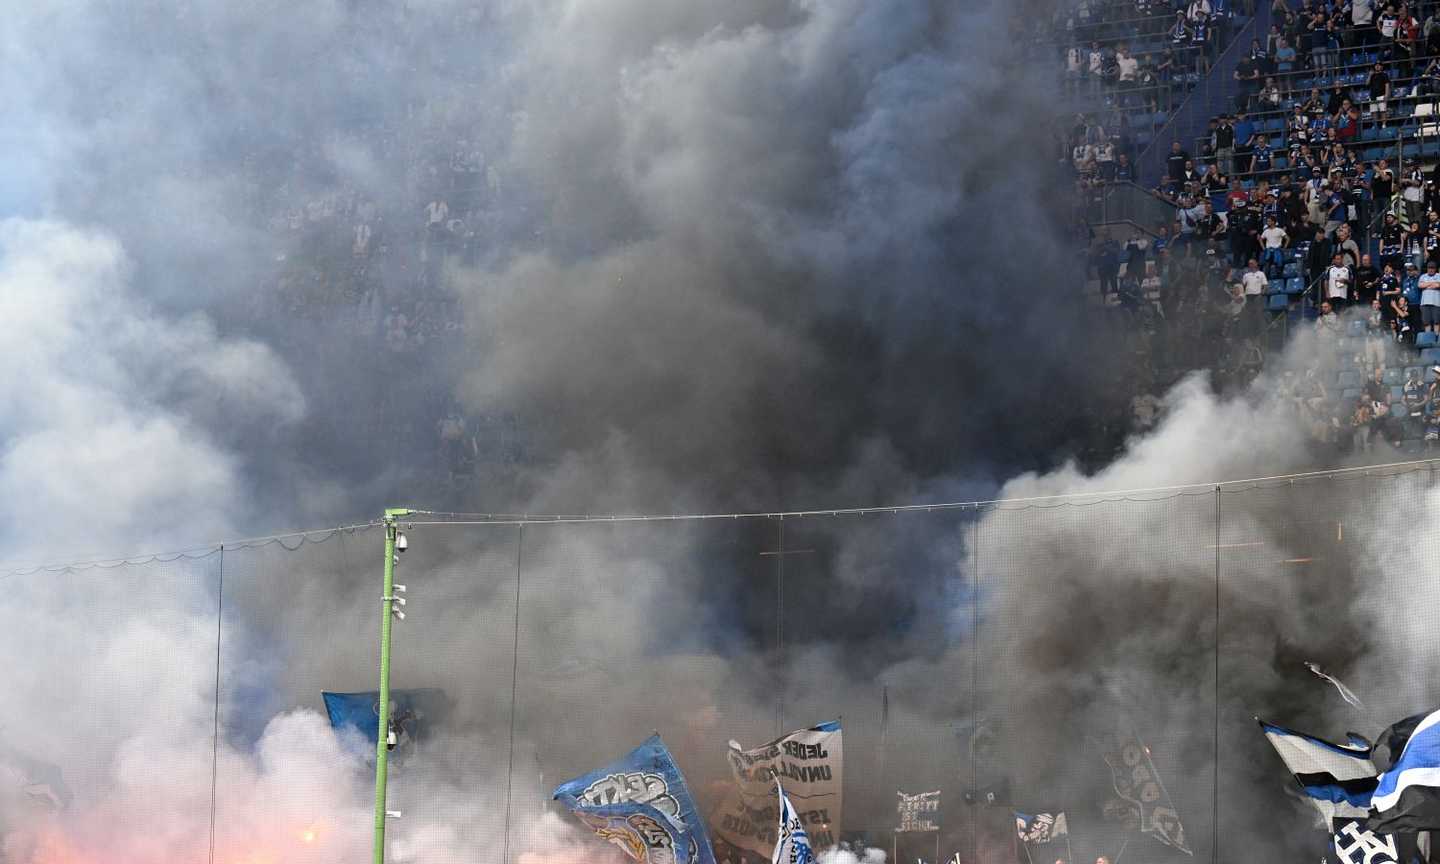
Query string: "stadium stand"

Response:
xmin=1065 ymin=1 xmax=1440 ymax=446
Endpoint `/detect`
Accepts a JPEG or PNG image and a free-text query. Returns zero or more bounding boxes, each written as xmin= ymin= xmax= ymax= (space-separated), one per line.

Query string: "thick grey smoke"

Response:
xmin=5 ymin=2 xmax=1423 ymax=864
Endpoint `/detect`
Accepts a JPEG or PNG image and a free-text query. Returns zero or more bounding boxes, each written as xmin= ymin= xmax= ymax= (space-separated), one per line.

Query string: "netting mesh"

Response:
xmin=5 ymin=464 xmax=1440 ymax=864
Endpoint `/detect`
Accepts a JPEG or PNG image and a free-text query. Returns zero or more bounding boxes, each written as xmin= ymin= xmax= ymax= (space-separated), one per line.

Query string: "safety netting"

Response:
xmin=3 ymin=462 xmax=1439 ymax=864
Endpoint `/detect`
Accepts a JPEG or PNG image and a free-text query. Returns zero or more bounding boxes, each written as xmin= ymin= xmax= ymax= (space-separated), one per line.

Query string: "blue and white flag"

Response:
xmin=1259 ymin=719 xmax=1379 ymax=825
xmin=1368 ymin=707 xmax=1440 ymax=833
xmin=321 ymin=689 xmax=449 ymax=754
xmin=553 ymin=734 xmax=716 ymax=864
xmin=773 ymin=778 xmax=814 ymax=864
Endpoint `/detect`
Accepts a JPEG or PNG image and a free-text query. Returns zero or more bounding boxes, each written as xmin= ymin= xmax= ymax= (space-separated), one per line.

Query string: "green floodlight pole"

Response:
xmin=373 ymin=507 xmax=411 ymax=864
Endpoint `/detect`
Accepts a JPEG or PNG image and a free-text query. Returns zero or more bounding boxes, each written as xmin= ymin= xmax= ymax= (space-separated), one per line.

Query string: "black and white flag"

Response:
xmin=1105 ymin=732 xmax=1190 ymax=854
xmin=1332 ymin=819 xmax=1399 ymax=864
xmin=1014 ymin=812 xmax=1068 ymax=845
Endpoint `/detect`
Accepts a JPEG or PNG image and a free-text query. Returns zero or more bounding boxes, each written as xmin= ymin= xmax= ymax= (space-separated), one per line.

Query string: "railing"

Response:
xmin=1138 ymin=8 xmax=1264 ymax=184
xmin=1082 ymin=181 xmax=1185 ymax=229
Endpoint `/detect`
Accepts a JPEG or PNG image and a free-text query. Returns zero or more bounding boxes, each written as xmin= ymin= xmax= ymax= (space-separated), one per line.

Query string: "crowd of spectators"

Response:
xmin=224 ymin=40 xmax=539 ymax=489
xmin=1055 ymin=0 xmax=1250 ymax=192
xmin=1060 ymin=1 xmax=1440 ymax=452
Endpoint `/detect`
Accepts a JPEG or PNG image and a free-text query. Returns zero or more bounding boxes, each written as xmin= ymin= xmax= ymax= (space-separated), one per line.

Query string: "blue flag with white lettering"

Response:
xmin=554 ymin=735 xmax=716 ymax=864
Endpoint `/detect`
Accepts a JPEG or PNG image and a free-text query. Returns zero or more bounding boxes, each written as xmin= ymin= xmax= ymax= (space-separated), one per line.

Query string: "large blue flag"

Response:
xmin=553 ymin=735 xmax=716 ymax=864
xmin=321 ymin=689 xmax=449 ymax=752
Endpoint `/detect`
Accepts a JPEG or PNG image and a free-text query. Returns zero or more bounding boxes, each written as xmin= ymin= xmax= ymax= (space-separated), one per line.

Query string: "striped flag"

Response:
xmin=1368 ymin=707 xmax=1440 ymax=832
xmin=1259 ymin=719 xmax=1379 ymax=825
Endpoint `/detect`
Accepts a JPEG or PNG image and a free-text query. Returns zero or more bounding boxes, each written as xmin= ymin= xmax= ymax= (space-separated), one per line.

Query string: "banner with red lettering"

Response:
xmin=711 ymin=721 xmax=843 ymax=858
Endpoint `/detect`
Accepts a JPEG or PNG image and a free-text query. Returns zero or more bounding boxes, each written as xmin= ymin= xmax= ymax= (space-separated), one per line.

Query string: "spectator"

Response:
xmin=1420 ymin=55 xmax=1440 ymax=96
xmin=1356 ymin=253 xmax=1381 ymax=306
xmin=1170 ymin=11 xmax=1192 ymax=43
xmin=1234 ymin=53 xmax=1263 ymax=108
xmin=1318 ymin=298 xmax=1343 ymax=338
xmin=1368 ymin=62 xmax=1392 ymax=127
xmin=1424 ymin=217 xmax=1440 ymax=267
xmin=1354 ymin=0 xmax=1376 ymax=30
xmin=1213 ymin=115 xmax=1236 ymax=176
xmin=1241 ymin=257 xmax=1269 ymax=311
xmin=1260 ymin=216 xmax=1289 ymax=275
xmin=1308 ymin=226 xmax=1334 ymax=284
xmin=1351 ymin=399 xmax=1374 ymax=452
xmin=1402 ymin=166 xmax=1427 ymax=228
xmin=1380 ymin=262 xmax=1404 ymax=316
xmin=1166 ymin=141 xmax=1190 ymax=184
xmin=1366 ymin=299 xmax=1389 ymax=368
xmin=1233 ymin=111 xmax=1256 ymax=174
xmin=1394 ymin=293 xmax=1416 ymax=343
xmin=1096 ymin=239 xmax=1121 ymax=297
xmin=1420 ymin=260 xmax=1440 ymax=334
xmin=1203 ymin=164 xmax=1228 ymax=195
xmin=1115 ymin=152 xmax=1135 ymax=182
xmin=1116 ymin=46 xmax=1139 ymax=84
xmin=1326 ymin=252 xmax=1353 ymax=306
xmin=1373 ymin=159 xmax=1395 ymax=214
xmin=1405 ymin=368 xmax=1427 ymax=417
xmin=1336 ymin=223 xmax=1361 ymax=269
xmin=1275 ymin=36 xmax=1298 ymax=71
xmin=1380 ymin=212 xmax=1406 ymax=272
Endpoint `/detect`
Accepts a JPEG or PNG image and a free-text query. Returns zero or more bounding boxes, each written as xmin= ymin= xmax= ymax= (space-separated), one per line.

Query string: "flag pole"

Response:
xmin=1066 ymin=832 xmax=1076 ymax=864
xmin=373 ymin=508 xmax=411 ymax=864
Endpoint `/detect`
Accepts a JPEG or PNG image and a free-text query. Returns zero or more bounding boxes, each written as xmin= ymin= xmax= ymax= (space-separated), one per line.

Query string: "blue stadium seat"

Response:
xmin=1421 ymin=347 xmax=1440 ymax=365
xmin=1385 ymin=368 xmax=1404 ymax=385
xmin=1285 ymin=277 xmax=1306 ymax=294
xmin=1283 ymin=263 xmax=1300 ymax=278
xmin=1338 ymin=370 xmax=1361 ymax=389
xmin=1392 ymin=386 xmax=1405 ymax=400
xmin=1349 ymin=320 xmax=1366 ymax=336
xmin=1342 ymin=388 xmax=1362 ymax=401
xmin=1418 ymin=332 xmax=1439 ymax=348
xmin=1267 ymin=293 xmax=1288 ymax=312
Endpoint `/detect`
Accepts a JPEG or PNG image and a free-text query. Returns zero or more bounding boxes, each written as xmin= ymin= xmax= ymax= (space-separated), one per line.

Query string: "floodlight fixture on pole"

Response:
xmin=372 ymin=507 xmax=412 ymax=864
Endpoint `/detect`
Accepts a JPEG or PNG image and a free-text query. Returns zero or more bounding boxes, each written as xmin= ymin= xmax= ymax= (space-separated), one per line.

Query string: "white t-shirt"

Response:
xmin=1327 ymin=265 xmax=1351 ymax=299
xmin=1242 ymin=270 xmax=1269 ymax=296
xmin=1353 ymin=0 xmax=1374 ymax=25
xmin=1421 ymin=272 xmax=1440 ymax=306
xmin=1118 ymin=55 xmax=1139 ymax=81
xmin=1380 ymin=14 xmax=1398 ymax=37
xmin=1089 ymin=50 xmax=1104 ymax=74
xmin=425 ymin=200 xmax=448 ymax=225
xmin=1261 ymin=227 xmax=1288 ymax=249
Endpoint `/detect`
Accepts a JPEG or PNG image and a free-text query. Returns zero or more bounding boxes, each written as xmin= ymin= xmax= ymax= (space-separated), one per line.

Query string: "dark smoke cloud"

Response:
xmin=10 ymin=3 xmax=1424 ymax=864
